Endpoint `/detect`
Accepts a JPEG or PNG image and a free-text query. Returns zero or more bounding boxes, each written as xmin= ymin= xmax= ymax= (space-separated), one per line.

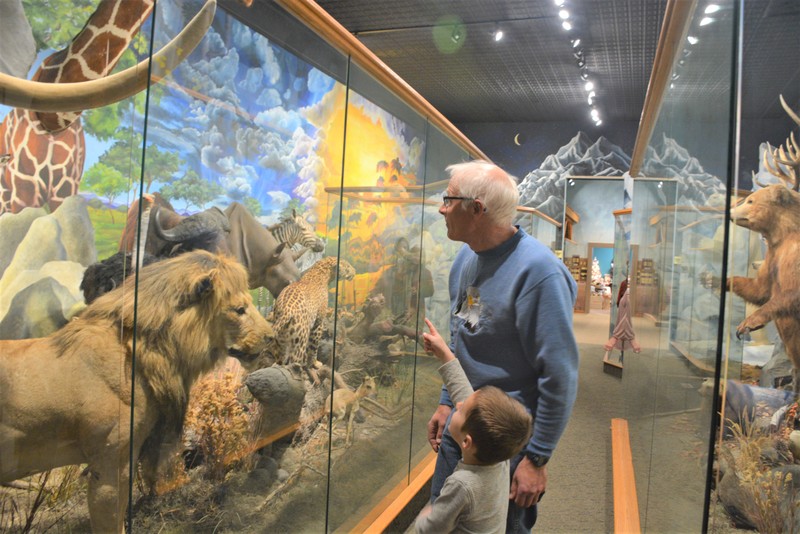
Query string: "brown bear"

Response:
xmin=728 ymin=184 xmax=800 ymax=394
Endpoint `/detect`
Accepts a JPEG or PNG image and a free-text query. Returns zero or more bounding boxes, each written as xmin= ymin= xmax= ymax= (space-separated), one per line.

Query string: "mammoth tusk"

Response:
xmin=0 ymin=0 xmax=216 ymax=112
xmin=780 ymin=94 xmax=800 ymax=129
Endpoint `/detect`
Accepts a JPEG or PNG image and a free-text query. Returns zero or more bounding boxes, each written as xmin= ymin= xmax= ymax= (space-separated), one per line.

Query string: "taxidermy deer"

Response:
xmin=326 ymin=375 xmax=376 ymax=447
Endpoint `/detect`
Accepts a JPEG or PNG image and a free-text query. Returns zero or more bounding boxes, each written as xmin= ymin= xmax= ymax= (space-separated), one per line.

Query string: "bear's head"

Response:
xmin=730 ymin=184 xmax=800 ymax=237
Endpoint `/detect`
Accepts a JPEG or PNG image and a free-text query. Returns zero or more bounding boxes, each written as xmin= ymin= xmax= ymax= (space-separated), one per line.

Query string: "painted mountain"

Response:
xmin=518 ymin=131 xmax=726 ymax=219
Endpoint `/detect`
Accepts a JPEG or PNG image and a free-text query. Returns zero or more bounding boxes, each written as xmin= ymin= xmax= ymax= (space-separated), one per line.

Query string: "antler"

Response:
xmin=763 ymin=95 xmax=800 ymax=192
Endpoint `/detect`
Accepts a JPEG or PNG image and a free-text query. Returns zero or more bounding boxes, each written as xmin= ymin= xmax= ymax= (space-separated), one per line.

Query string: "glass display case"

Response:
xmin=514 ymin=206 xmax=560 ymax=253
xmin=623 ymin=0 xmax=800 ymax=531
xmin=561 ymin=177 xmax=625 ymax=313
xmin=0 ymin=0 xmax=474 ymax=531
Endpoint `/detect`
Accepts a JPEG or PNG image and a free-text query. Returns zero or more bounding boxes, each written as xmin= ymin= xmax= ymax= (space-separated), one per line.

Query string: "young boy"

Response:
xmin=415 ymin=318 xmax=533 ymax=534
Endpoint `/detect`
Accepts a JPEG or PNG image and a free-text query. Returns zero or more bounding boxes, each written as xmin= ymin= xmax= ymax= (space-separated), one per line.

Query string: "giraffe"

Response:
xmin=0 ymin=0 xmax=217 ymax=215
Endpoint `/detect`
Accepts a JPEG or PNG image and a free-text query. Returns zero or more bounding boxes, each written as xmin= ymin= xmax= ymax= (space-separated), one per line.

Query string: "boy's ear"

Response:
xmin=461 ymin=434 xmax=473 ymax=451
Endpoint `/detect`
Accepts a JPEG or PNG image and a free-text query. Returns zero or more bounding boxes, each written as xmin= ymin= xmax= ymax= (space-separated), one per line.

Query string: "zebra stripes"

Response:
xmin=269 ymin=210 xmax=325 ymax=252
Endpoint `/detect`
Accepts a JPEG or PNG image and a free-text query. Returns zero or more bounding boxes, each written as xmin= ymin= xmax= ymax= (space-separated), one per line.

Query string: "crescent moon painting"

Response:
xmin=514 ymin=133 xmax=522 ymax=146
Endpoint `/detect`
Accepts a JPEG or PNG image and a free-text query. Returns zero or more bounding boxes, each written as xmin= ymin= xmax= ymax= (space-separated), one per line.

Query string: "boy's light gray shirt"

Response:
xmin=415 ymin=359 xmax=509 ymax=534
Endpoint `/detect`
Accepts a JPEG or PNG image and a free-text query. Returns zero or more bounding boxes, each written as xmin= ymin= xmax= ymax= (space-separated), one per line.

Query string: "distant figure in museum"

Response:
xmin=426 ymin=160 xmax=579 ymax=532
xmin=416 ymin=318 xmax=532 ymax=534
xmin=603 ymin=278 xmax=641 ymax=362
xmin=372 ymin=236 xmax=434 ymax=323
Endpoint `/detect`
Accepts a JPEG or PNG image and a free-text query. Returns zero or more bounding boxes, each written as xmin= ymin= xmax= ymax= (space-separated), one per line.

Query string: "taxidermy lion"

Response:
xmin=0 ymin=250 xmax=274 ymax=533
xmin=728 ymin=184 xmax=800 ymax=393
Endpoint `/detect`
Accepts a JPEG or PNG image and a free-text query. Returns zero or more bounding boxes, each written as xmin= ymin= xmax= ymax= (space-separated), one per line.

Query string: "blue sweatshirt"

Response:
xmin=439 ymin=227 xmax=579 ymax=458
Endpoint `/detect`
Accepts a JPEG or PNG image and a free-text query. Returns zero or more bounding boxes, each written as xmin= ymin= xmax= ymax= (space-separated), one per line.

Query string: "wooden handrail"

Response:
xmin=611 ymin=418 xmax=641 ymax=533
xmin=630 ymin=0 xmax=699 ymax=177
xmin=274 ymin=0 xmax=489 ymax=162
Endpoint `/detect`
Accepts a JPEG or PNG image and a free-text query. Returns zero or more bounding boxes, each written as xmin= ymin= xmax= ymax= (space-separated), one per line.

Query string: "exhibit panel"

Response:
xmin=0 ymin=0 xmax=477 ymax=531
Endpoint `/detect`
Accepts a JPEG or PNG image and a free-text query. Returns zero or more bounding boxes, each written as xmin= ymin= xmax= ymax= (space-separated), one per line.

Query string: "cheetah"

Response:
xmin=269 ymin=256 xmax=356 ymax=383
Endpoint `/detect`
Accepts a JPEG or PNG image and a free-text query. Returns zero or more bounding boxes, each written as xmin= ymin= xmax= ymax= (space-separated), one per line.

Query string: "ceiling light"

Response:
xmin=704 ymin=4 xmax=721 ymax=14
xmin=588 ymin=95 xmax=594 ymax=105
xmin=559 ymin=9 xmax=570 ymax=19
xmin=687 ymin=35 xmax=698 ymax=45
xmin=571 ymin=38 xmax=581 ymax=48
xmin=494 ymin=28 xmax=504 ymax=42
xmin=700 ymin=17 xmax=714 ymax=26
xmin=554 ymin=0 xmax=564 ymax=5
xmin=588 ymin=91 xmax=596 ymax=99
xmin=562 ymin=21 xmax=572 ymax=31
xmin=573 ymin=49 xmax=584 ymax=60
xmin=576 ymin=58 xmax=586 ymax=68
xmin=451 ymin=26 xmax=463 ymax=44
xmin=595 ymin=120 xmax=602 ymax=126
xmin=580 ymin=68 xmax=589 ymax=81
xmin=671 ymin=72 xmax=680 ymax=81
xmin=590 ymin=109 xmax=599 ymax=118
xmin=584 ymin=81 xmax=594 ymax=91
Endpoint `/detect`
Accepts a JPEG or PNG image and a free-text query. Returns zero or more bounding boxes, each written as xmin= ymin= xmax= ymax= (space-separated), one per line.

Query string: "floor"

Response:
xmin=536 ymin=310 xmax=713 ymax=533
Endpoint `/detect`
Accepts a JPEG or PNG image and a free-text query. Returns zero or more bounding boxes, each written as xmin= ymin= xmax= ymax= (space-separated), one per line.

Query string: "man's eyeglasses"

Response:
xmin=442 ymin=195 xmax=474 ymax=207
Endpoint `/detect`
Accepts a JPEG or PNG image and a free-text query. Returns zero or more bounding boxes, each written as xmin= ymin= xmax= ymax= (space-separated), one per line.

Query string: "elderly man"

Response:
xmin=427 ymin=160 xmax=579 ymax=532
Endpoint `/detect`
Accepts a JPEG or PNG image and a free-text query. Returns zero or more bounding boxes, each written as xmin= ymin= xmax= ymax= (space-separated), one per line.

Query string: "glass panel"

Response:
xmin=0 ymin=0 xmax=152 ymax=530
xmin=514 ymin=208 xmax=559 ymax=252
xmin=563 ymin=178 xmax=626 ymax=315
xmin=627 ymin=1 xmax=737 ymax=530
xmin=325 ymin=62 xmax=429 ymax=531
xmin=713 ymin=1 xmax=800 ymax=532
xmin=414 ymin=126 xmax=469 ymax=461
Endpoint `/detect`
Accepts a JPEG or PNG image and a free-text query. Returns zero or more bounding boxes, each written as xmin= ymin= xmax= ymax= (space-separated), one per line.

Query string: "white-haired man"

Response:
xmin=427 ymin=160 xmax=579 ymax=532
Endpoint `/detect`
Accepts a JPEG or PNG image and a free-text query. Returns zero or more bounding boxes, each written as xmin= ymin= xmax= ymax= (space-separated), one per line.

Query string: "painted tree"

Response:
xmin=82 ymin=162 xmax=129 ymax=223
xmin=160 ymin=170 xmax=223 ymax=211
xmin=101 ymin=133 xmax=181 ymax=193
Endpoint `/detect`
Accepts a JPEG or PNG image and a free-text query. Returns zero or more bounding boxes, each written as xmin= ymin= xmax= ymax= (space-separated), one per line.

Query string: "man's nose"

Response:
xmin=439 ymin=204 xmax=446 ymax=215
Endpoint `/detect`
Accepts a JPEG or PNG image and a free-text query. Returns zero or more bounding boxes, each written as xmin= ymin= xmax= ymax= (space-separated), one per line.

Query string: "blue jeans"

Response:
xmin=430 ymin=410 xmax=538 ymax=533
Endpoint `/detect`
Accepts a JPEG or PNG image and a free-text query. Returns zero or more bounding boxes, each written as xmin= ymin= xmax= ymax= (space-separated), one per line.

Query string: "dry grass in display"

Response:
xmin=0 ymin=466 xmax=85 ymax=532
xmin=716 ymin=415 xmax=800 ymax=533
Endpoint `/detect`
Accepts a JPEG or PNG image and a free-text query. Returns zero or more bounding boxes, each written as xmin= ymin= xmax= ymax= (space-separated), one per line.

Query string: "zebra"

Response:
xmin=268 ymin=209 xmax=325 ymax=256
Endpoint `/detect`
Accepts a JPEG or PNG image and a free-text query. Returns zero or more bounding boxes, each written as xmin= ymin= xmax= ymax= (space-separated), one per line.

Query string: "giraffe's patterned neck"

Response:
xmin=35 ymin=0 xmax=155 ymax=131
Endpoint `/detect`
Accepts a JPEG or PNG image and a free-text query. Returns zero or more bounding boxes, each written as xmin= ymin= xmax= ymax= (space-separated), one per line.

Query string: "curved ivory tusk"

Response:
xmin=0 ymin=0 xmax=216 ymax=112
xmin=780 ymin=94 xmax=800 ymax=128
